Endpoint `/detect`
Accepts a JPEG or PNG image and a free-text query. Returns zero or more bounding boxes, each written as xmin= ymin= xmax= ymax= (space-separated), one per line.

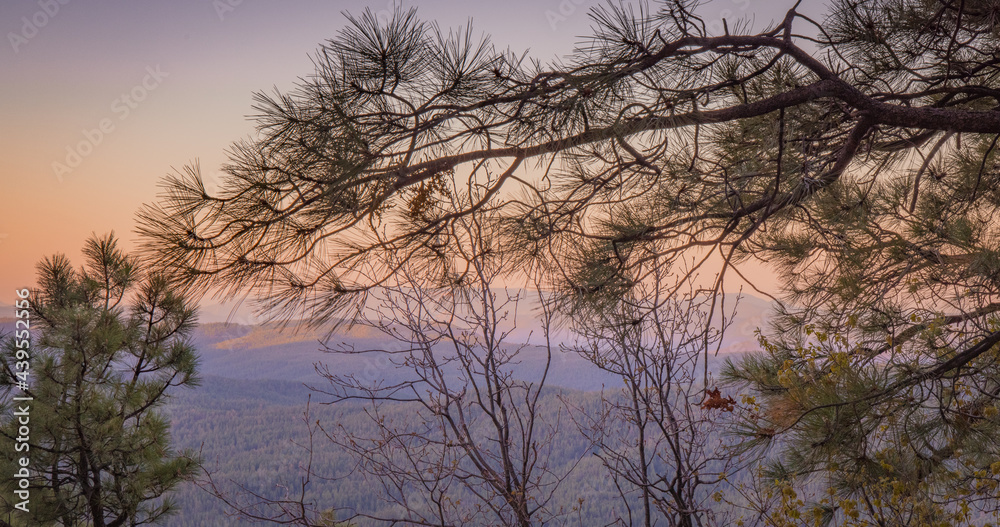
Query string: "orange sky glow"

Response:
xmin=1 ymin=0 xmax=807 ymax=315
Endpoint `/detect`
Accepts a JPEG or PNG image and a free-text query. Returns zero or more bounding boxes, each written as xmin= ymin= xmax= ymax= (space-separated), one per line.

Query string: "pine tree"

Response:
xmin=0 ymin=233 xmax=201 ymax=526
xmin=136 ymin=0 xmax=1000 ymax=523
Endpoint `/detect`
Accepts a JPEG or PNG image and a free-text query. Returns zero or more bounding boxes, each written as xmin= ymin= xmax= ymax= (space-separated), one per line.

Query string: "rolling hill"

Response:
xmin=0 ymin=292 xmax=772 ymax=525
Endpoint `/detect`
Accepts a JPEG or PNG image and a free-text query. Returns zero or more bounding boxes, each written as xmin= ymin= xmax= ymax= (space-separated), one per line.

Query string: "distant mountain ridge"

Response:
xmin=0 ymin=292 xmax=773 ymax=391
xmin=191 ymin=318 xmax=623 ymax=391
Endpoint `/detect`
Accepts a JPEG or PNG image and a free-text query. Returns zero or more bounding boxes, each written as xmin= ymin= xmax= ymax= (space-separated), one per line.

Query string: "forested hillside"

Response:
xmin=164 ymin=378 xmax=604 ymax=525
xmin=163 ymin=378 xmax=746 ymax=526
xmin=160 ymin=317 xmax=754 ymax=526
xmin=3 ymin=296 xmax=760 ymax=526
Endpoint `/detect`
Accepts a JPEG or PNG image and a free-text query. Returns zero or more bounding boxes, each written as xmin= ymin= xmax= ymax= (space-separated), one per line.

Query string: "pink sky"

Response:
xmin=1 ymin=0 xmax=805 ymax=310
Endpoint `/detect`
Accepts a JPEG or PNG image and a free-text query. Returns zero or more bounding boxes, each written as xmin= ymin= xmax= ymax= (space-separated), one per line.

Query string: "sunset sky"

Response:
xmin=1 ymin=0 xmax=811 ymax=314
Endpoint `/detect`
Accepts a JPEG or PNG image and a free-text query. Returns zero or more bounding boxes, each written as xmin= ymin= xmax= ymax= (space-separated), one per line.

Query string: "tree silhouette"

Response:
xmin=198 ymin=201 xmax=573 ymax=526
xmin=138 ymin=0 xmax=1000 ymax=523
xmin=313 ymin=206 xmax=570 ymax=526
xmin=566 ymin=262 xmax=743 ymax=527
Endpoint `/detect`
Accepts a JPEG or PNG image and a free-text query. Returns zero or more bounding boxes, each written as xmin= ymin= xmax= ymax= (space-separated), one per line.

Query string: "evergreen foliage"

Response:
xmin=0 ymin=234 xmax=201 ymax=526
xmin=136 ymin=0 xmax=1000 ymax=524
